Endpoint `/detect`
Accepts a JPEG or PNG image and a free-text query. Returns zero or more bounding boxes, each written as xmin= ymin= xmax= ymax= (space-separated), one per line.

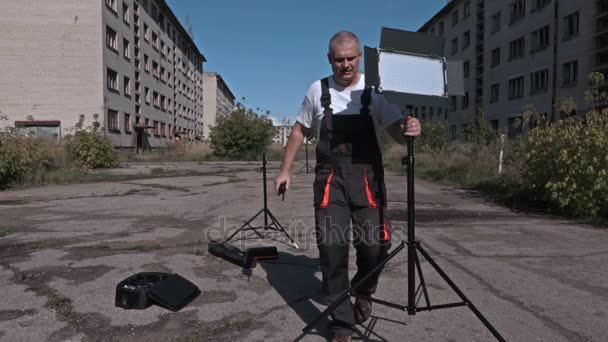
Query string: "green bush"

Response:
xmin=64 ymin=115 xmax=119 ymax=169
xmin=0 ymin=129 xmax=56 ymax=190
xmin=209 ymin=108 xmax=274 ymax=160
xmin=514 ymin=110 xmax=608 ymax=218
xmin=417 ymin=120 xmax=449 ymax=152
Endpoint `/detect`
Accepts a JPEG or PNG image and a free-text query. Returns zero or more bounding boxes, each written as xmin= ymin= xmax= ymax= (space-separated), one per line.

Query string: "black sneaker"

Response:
xmin=354 ymin=296 xmax=372 ymax=324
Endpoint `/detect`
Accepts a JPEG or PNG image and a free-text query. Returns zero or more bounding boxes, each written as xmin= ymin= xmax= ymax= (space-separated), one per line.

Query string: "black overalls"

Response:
xmin=313 ymin=77 xmax=392 ymax=334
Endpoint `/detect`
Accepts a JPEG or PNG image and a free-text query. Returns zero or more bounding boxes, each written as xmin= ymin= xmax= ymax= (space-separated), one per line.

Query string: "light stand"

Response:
xmin=295 ymin=139 xmax=313 ymax=175
xmin=224 ymin=153 xmax=299 ymax=249
xmin=302 ymin=116 xmax=505 ymax=341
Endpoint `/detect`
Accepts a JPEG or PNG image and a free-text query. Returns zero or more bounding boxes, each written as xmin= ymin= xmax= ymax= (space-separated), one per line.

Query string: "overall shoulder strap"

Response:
xmin=360 ymin=86 xmax=372 ymax=116
xmin=320 ymin=77 xmax=333 ymax=117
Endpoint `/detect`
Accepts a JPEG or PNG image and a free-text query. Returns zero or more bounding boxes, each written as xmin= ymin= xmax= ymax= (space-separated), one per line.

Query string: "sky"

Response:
xmin=164 ymin=0 xmax=449 ymax=124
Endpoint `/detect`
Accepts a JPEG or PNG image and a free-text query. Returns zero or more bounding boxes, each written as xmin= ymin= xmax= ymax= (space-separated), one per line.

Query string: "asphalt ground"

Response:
xmin=0 ymin=161 xmax=606 ymax=342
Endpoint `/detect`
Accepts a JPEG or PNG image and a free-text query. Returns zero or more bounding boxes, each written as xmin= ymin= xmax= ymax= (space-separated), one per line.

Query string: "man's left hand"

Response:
xmin=401 ymin=116 xmax=421 ymax=137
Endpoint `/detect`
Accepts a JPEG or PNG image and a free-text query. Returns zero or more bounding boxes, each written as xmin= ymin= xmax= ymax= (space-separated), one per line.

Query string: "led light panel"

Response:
xmin=378 ymin=51 xmax=446 ymax=97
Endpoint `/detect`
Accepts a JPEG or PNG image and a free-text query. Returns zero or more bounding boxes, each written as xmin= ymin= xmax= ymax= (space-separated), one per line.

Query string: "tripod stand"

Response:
xmin=224 ymin=153 xmax=299 ymax=249
xmin=302 ymin=137 xmax=505 ymax=341
xmin=295 ymin=140 xmax=313 ymax=175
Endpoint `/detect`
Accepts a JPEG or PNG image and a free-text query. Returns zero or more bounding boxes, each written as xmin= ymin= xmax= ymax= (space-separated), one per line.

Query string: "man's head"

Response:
xmin=327 ymin=31 xmax=362 ymax=87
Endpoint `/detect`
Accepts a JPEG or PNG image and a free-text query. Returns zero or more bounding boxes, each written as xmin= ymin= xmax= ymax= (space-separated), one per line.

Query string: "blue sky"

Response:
xmin=164 ymin=0 xmax=449 ymax=124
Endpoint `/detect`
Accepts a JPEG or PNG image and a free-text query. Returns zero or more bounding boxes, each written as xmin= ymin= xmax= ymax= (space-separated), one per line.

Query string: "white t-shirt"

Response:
xmin=295 ymin=74 xmax=403 ymax=151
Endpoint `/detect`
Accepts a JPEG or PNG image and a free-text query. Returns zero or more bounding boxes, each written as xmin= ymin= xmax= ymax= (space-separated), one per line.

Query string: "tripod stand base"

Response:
xmin=302 ymin=240 xmax=505 ymax=341
xmin=224 ymin=208 xmax=299 ymax=249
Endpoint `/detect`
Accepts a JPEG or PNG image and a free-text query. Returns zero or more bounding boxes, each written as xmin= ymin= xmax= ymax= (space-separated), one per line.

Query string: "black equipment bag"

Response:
xmin=115 ymin=272 xmax=200 ymax=311
xmin=148 ymin=273 xmax=201 ymax=312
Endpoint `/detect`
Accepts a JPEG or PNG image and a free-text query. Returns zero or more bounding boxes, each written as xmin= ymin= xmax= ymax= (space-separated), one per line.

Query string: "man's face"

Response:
xmin=328 ymin=41 xmax=361 ymax=87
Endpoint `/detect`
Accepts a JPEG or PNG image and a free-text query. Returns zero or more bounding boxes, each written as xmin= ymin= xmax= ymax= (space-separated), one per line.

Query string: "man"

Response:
xmin=274 ymin=31 xmax=421 ymax=341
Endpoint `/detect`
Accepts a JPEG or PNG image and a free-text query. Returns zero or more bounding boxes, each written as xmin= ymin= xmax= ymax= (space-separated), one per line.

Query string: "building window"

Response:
xmin=510 ymin=0 xmax=526 ymax=24
xmin=451 ymin=38 xmax=458 ymax=55
xmin=490 ymin=83 xmax=500 ymax=103
xmin=508 ymin=116 xmax=523 ymax=138
xmin=452 ymin=10 xmax=459 ymax=27
xmin=152 ymin=32 xmax=159 ymax=50
xmin=107 ymin=68 xmax=118 ymax=91
xmin=562 ymin=60 xmax=578 ymax=86
xmin=108 ymin=109 xmax=119 ymax=130
xmin=124 ymin=76 xmax=131 ymax=96
xmin=160 ymin=95 xmax=166 ymax=110
xmin=105 ymin=0 xmax=117 ymax=14
xmin=462 ymin=92 xmax=469 ymax=110
xmin=564 ymin=12 xmax=579 ymax=39
xmin=122 ymin=2 xmax=130 ymax=24
xmin=151 ymin=5 xmax=159 ymax=22
xmin=508 ymin=76 xmax=525 ymax=99
xmin=530 ymin=69 xmax=549 ymax=93
xmin=463 ymin=61 xmax=470 ymax=78
xmin=464 ymin=1 xmax=471 ymax=19
xmin=491 ymin=48 xmax=501 ymax=67
xmin=532 ymin=0 xmax=551 ymax=11
xmin=463 ymin=31 xmax=470 ymax=49
xmin=439 ymin=21 xmax=445 ymax=35
xmin=153 ymin=91 xmax=159 ymax=107
xmin=145 ymin=87 xmax=150 ymax=103
xmin=491 ymin=12 xmax=501 ymax=34
xmin=531 ymin=25 xmax=550 ymax=53
xmin=153 ymin=120 xmax=160 ymax=136
xmin=124 ymin=113 xmax=131 ymax=132
xmin=450 ymin=96 xmax=457 ymax=111
xmin=106 ymin=26 xmax=118 ymax=52
xmin=144 ymin=54 xmax=150 ymax=72
xmin=430 ymin=26 xmax=435 ymax=35
xmin=144 ymin=23 xmax=150 ymax=42
xmin=509 ymin=36 xmax=525 ymax=60
xmin=123 ymin=39 xmax=130 ymax=59
xmin=152 ymin=61 xmax=159 ymax=78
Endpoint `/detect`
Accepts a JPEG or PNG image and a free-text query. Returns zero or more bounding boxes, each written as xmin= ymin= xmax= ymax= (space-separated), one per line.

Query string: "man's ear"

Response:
xmin=327 ymin=53 xmax=332 ymax=64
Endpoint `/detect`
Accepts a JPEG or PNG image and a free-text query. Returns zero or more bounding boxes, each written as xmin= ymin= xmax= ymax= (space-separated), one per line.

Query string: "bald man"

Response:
xmin=275 ymin=31 xmax=421 ymax=342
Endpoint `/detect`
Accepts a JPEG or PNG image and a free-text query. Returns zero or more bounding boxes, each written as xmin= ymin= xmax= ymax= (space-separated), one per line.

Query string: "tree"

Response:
xmin=209 ymin=108 xmax=274 ymax=160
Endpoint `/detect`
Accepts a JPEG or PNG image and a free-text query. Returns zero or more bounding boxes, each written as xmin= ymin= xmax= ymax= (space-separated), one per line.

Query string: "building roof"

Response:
xmin=204 ymin=72 xmax=236 ymax=101
xmin=418 ymin=0 xmax=461 ymax=32
xmin=157 ymin=0 xmax=206 ymax=62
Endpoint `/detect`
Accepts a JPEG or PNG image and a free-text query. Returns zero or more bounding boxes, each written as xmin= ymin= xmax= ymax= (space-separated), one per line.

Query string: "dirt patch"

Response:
xmin=0 ymin=309 xmax=36 ymax=322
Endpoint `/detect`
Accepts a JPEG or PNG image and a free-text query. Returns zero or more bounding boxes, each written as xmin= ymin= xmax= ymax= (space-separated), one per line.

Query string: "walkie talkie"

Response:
xmin=278 ymin=183 xmax=287 ymax=201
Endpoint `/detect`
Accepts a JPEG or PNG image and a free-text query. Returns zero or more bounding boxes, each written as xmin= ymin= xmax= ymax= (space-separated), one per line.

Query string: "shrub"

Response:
xmin=64 ymin=115 xmax=119 ymax=169
xmin=417 ymin=120 xmax=449 ymax=152
xmin=513 ymin=110 xmax=608 ymax=217
xmin=0 ymin=129 xmax=57 ymax=190
xmin=209 ymin=108 xmax=274 ymax=160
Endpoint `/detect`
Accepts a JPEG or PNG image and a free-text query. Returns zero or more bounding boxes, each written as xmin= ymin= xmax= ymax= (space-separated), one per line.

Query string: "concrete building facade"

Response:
xmin=418 ymin=0 xmax=599 ymax=137
xmin=202 ymin=72 xmax=235 ymax=140
xmin=0 ymin=0 xmax=206 ymax=148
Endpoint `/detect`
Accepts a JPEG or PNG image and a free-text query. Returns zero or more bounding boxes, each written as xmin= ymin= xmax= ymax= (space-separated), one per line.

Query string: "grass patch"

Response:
xmin=45 ymin=288 xmax=75 ymax=321
xmin=0 ymin=226 xmax=13 ymax=238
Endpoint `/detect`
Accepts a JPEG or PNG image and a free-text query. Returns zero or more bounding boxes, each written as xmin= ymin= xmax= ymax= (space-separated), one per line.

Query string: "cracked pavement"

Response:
xmin=0 ymin=161 xmax=606 ymax=341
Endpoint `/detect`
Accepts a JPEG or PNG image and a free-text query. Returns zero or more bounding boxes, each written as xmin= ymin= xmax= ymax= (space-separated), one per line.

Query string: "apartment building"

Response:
xmin=0 ymin=0 xmax=206 ymax=149
xmin=419 ymin=0 xmax=596 ymax=137
xmin=202 ymin=72 xmax=235 ymax=140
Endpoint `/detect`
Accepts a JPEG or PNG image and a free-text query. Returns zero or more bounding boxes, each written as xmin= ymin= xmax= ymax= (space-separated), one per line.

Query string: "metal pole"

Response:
xmin=406 ymin=136 xmax=416 ymax=315
xmin=305 ymin=140 xmax=309 ymax=174
xmin=262 ymin=153 xmax=268 ymax=227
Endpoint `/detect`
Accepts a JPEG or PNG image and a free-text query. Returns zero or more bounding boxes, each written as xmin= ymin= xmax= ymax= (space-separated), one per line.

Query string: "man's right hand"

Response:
xmin=274 ymin=171 xmax=291 ymax=195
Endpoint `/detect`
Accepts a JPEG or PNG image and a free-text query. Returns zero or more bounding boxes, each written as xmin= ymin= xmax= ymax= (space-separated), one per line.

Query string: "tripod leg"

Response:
xmin=416 ymin=244 xmax=506 ymax=342
xmin=413 ymin=246 xmax=431 ymax=308
xmin=267 ymin=210 xmax=299 ymax=248
xmin=224 ymin=209 xmax=264 ymax=242
xmin=302 ymin=241 xmax=407 ymax=334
